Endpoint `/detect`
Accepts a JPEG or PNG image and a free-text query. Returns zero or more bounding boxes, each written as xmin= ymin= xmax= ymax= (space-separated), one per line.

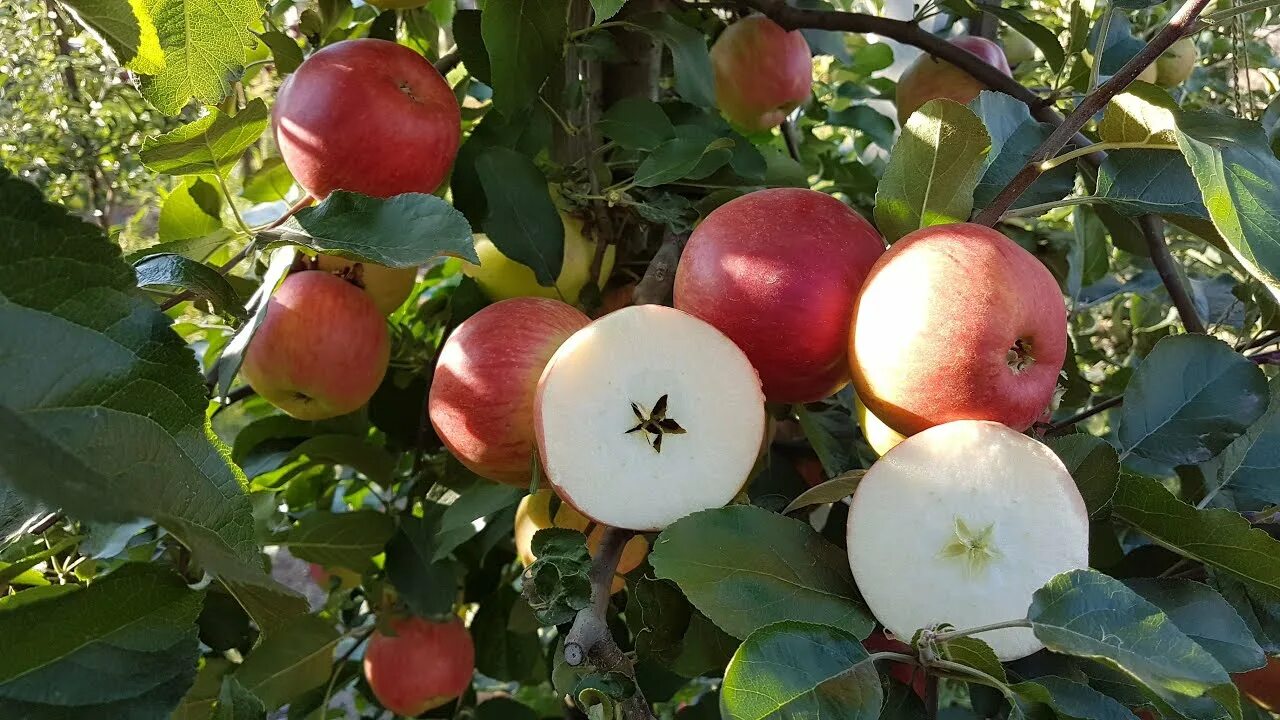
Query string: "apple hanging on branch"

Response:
xmin=310 ymin=254 xmax=418 ymax=316
xmin=895 ymin=36 xmax=1012 ymax=124
xmin=515 ymin=489 xmax=649 ymax=594
xmin=711 ymin=14 xmax=814 ymax=133
xmin=363 ymin=615 xmax=475 ymax=716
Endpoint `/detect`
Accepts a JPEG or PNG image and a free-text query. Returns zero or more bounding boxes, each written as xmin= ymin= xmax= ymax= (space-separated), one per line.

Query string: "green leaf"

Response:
xmin=632 ymin=135 xmax=735 ymax=188
xmin=974 ymin=119 xmax=1076 ymax=211
xmin=285 ymin=434 xmax=395 ymax=485
xmin=141 ymin=100 xmax=270 ymax=176
xmin=58 ymin=0 xmax=164 ymax=73
xmin=473 ymin=585 xmax=545 ymax=683
xmin=475 ymin=146 xmax=564 ymax=285
xmin=283 ymin=511 xmax=395 ymax=572
xmin=1098 ymin=84 xmax=1179 ymax=144
xmin=982 ymin=6 xmax=1064 ymax=72
xmin=795 ymin=400 xmax=860 ymax=477
xmin=1046 ymin=434 xmax=1119 ymax=518
xmin=0 ymin=564 xmax=204 ymax=719
xmin=241 ymin=158 xmax=295 ymax=204
xmin=280 ymin=191 xmax=477 ymax=267
xmin=452 ymin=9 xmax=491 ymax=85
xmin=651 ymin=505 xmax=873 ymax=640
xmin=174 ymin=658 xmax=234 ymax=720
xmin=1028 ymin=569 xmax=1231 ymax=704
xmin=384 ymin=515 xmax=458 ymax=618
xmin=437 ymin=480 xmax=523 ymax=540
xmin=1011 ymin=676 xmax=1140 ymax=720
xmin=1113 ymin=474 xmax=1280 ymax=594
xmin=942 ymin=636 xmax=1007 ymax=683
xmin=1176 ymin=110 xmax=1280 ymax=304
xmin=590 ymin=0 xmax=626 ymax=22
xmin=1200 ymin=376 xmax=1280 ymax=510
xmin=480 ymin=0 xmax=568 ymax=114
xmin=1086 ymin=14 xmax=1148 ymax=77
xmin=159 ymin=177 xmax=223 ymax=242
xmin=720 ymin=621 xmax=882 ymax=720
xmin=1097 ymin=149 xmax=1209 ymax=220
xmin=134 ymin=253 xmax=245 ymax=319
xmin=1117 ymin=334 xmax=1268 ymax=464
xmin=137 ymin=0 xmax=260 ymax=114
xmin=523 ymin=528 xmax=593 ymax=625
xmin=634 ymin=13 xmax=715 ymax=107
xmin=875 ymin=99 xmax=990 ymax=243
xmin=782 ymin=470 xmax=865 ymax=514
xmin=126 ymin=229 xmax=236 ymax=264
xmin=0 ymin=536 xmax=79 ymax=590
xmin=1213 ymin=573 xmax=1280 ymax=655
xmin=232 ymin=614 xmax=338 ymax=711
xmin=207 ymin=246 xmax=296 ymax=398
xmin=1125 ymin=578 xmax=1265 ymax=674
xmin=211 ymin=677 xmax=264 ymax=720
xmin=254 ymin=30 xmax=301 ymax=75
xmin=598 ymin=97 xmax=676 ymax=151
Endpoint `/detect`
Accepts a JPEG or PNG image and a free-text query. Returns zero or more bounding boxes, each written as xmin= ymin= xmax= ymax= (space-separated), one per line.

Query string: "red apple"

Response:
xmin=241 ymin=271 xmax=390 ymax=420
xmin=895 ymin=36 xmax=1012 ymax=124
xmin=364 ymin=615 xmax=474 ymax=715
xmin=272 ymin=39 xmax=461 ymax=199
xmin=308 ymin=563 xmax=361 ymax=590
xmin=674 ymin=188 xmax=885 ymax=403
xmin=312 ymin=254 xmax=418 ymax=316
xmin=429 ymin=298 xmax=590 ymax=486
xmin=1235 ymin=655 xmax=1280 ymax=711
xmin=864 ymin=628 xmax=925 ymax=698
xmin=849 ymin=223 xmax=1066 ymax=436
xmin=711 ymin=15 xmax=813 ymax=133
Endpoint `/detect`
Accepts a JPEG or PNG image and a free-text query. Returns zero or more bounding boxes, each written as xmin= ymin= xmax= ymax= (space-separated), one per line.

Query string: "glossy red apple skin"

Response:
xmin=272 ymin=39 xmax=461 ymax=199
xmin=364 ymin=616 xmax=474 ymax=716
xmin=241 ymin=271 xmax=390 ymax=420
xmin=674 ymin=188 xmax=886 ymax=403
xmin=849 ymin=223 xmax=1066 ymax=436
xmin=711 ymin=15 xmax=813 ymax=133
xmin=1234 ymin=655 xmax=1280 ymax=711
xmin=429 ymin=298 xmax=589 ymax=486
xmin=895 ymin=36 xmax=1012 ymax=123
xmin=864 ymin=629 xmax=925 ymax=698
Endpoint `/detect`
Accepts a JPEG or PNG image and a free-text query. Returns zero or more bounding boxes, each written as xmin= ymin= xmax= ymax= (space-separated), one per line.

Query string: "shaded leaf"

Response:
xmin=453 ymin=9 xmax=490 ymax=85
xmin=211 ymin=677 xmax=264 ymax=720
xmin=142 ymin=100 xmax=270 ymax=176
xmin=782 ymin=470 xmax=865 ymax=514
xmin=481 ymin=0 xmax=568 ymax=114
xmin=983 ymin=6 xmax=1064 ymax=72
xmin=232 ymin=614 xmax=338 ymax=711
xmin=280 ymin=191 xmax=477 ymax=267
xmin=473 ymin=585 xmax=544 ymax=683
xmin=254 ymin=30 xmax=301 ymax=75
xmin=384 ymin=515 xmax=458 ymax=618
xmin=1125 ymin=578 xmax=1265 ymax=673
xmin=284 ymin=511 xmax=395 ymax=572
xmin=1046 ymin=434 xmax=1119 ymax=518
xmin=1096 ymin=150 xmax=1208 ymax=219
xmin=475 ymin=146 xmax=564 ymax=285
xmin=159 ymin=177 xmax=222 ymax=242
xmin=634 ymin=13 xmax=715 ymax=107
xmin=632 ymin=135 xmax=734 ymax=188
xmin=598 ymin=97 xmax=675 ymax=151
xmin=134 ymin=253 xmax=245 ymax=319
xmin=1012 ymin=676 xmax=1139 ymax=720
xmin=1200 ymin=376 xmax=1280 ymax=510
xmin=942 ymin=636 xmax=1007 ymax=683
xmin=974 ymin=119 xmax=1075 ymax=211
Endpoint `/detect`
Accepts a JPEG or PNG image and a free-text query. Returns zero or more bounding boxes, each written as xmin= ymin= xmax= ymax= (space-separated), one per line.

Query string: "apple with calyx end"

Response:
xmin=1002 ymin=28 xmax=1036 ymax=65
xmin=1156 ymin=37 xmax=1199 ymax=86
xmin=364 ymin=615 xmax=474 ymax=716
xmin=849 ymin=222 xmax=1066 ymax=436
xmin=515 ymin=490 xmax=649 ymax=594
xmin=461 ymin=211 xmax=616 ymax=306
xmin=241 ymin=271 xmax=389 ymax=420
xmin=674 ymin=188 xmax=885 ymax=404
xmin=1234 ymin=655 xmax=1280 ymax=711
xmin=429 ymin=298 xmax=589 ymax=486
xmin=535 ymin=305 xmax=766 ymax=531
xmin=308 ymin=563 xmax=361 ymax=590
xmin=272 ymin=39 xmax=460 ymax=199
xmin=312 ymin=254 xmax=417 ymax=316
xmin=855 ymin=395 xmax=907 ymax=457
xmin=895 ymin=36 xmax=1012 ymax=124
xmin=847 ymin=421 xmax=1089 ymax=661
xmin=711 ymin=15 xmax=812 ymax=133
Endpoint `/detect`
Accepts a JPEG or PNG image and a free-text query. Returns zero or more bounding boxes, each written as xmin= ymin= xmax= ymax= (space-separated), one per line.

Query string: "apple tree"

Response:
xmin=3 ymin=0 xmax=1280 ymax=717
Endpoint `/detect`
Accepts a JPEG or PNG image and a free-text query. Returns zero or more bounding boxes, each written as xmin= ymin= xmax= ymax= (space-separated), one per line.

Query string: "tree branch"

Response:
xmin=1043 ymin=395 xmax=1124 ymax=434
xmin=632 ymin=233 xmax=686 ymax=306
xmin=1140 ymin=215 xmax=1207 ymax=334
xmin=433 ymin=49 xmax=461 ymax=75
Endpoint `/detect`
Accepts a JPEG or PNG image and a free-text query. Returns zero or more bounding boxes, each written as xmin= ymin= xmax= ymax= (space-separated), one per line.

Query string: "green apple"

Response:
xmin=1002 ymin=28 xmax=1036 ymax=66
xmin=462 ymin=212 xmax=615 ymax=306
xmin=1156 ymin=37 xmax=1198 ymax=86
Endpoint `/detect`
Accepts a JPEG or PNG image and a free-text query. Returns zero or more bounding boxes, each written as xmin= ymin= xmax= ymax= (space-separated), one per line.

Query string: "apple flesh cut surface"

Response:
xmin=535 ymin=305 xmax=766 ymax=531
xmin=515 ymin=490 xmax=649 ymax=594
xmin=711 ymin=15 xmax=813 ymax=133
xmin=430 ymin=298 xmax=590 ymax=486
xmin=364 ymin=615 xmax=474 ymax=716
xmin=850 ymin=222 xmax=1067 ymax=436
xmin=272 ymin=39 xmax=460 ymax=199
xmin=847 ymin=420 xmax=1089 ymax=661
xmin=895 ymin=36 xmax=1011 ymax=124
xmin=241 ymin=271 xmax=390 ymax=420
xmin=675 ymin=188 xmax=885 ymax=403
xmin=461 ymin=212 xmax=616 ymax=306
xmin=312 ymin=254 xmax=417 ymax=316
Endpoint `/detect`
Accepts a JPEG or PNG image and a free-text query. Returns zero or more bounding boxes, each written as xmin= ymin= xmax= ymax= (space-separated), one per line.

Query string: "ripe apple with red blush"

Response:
xmin=895 ymin=37 xmax=1012 ymax=124
xmin=864 ymin=628 xmax=925 ymax=698
xmin=1234 ymin=655 xmax=1280 ymax=711
xmin=272 ymin=39 xmax=461 ymax=199
xmin=711 ymin=15 xmax=813 ymax=133
xmin=364 ymin=615 xmax=474 ymax=716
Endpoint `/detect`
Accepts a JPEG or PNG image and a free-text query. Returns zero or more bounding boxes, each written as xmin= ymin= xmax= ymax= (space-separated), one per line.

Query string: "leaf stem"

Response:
xmin=1089 ymin=4 xmax=1114 ymax=94
xmin=1000 ymin=195 xmax=1106 ymax=220
xmin=1198 ymin=0 xmax=1280 ymax=26
xmin=1038 ymin=142 xmax=1179 ymax=173
xmin=1044 ymin=395 xmax=1124 ymax=434
xmin=930 ymin=618 xmax=1032 ymax=643
xmin=540 ymin=95 xmax=578 ymax=137
xmin=214 ymin=173 xmax=253 ymax=236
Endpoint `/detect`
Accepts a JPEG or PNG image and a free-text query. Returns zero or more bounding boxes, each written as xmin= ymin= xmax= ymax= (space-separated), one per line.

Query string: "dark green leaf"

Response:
xmin=134 ymin=253 xmax=245 ymax=319
xmin=283 ymin=511 xmax=395 ymax=572
xmin=1046 ymin=434 xmax=1120 ymax=518
xmin=477 ymin=697 xmax=538 ymax=720
xmin=1096 ymin=150 xmax=1208 ymax=219
xmin=384 ymin=515 xmax=459 ymax=618
xmin=632 ymin=135 xmax=734 ymax=188
xmin=1086 ymin=15 xmax=1147 ymax=78
xmin=795 ymin=401 xmax=860 ymax=477
xmin=969 ymin=90 xmax=1031 ymax=155
xmin=942 ymin=636 xmax=1007 ymax=683
xmin=634 ymin=13 xmax=715 ymax=107
xmin=982 ymin=6 xmax=1064 ymax=71
xmin=1200 ymin=376 xmax=1280 ymax=510
xmin=58 ymin=0 xmax=164 ymax=72
xmin=255 ymin=30 xmax=301 ymax=75
xmin=590 ymin=0 xmax=627 ymax=23
xmin=1125 ymin=578 xmax=1265 ymax=673
xmin=974 ymin=120 xmax=1075 ymax=211
xmin=1011 ymin=676 xmax=1139 ymax=720
xmin=453 ymin=9 xmax=491 ymax=85
xmin=451 ymin=104 xmax=552 ymax=225
xmin=481 ymin=0 xmax=568 ymax=114
xmin=826 ymin=105 xmax=896 ymax=150
xmin=438 ymin=481 xmax=523 ymax=539
xmin=1213 ymin=573 xmax=1280 ymax=655
xmin=475 ymin=146 xmax=564 ymax=285
xmin=211 ymin=677 xmax=264 ymax=720
xmin=285 ymin=434 xmax=395 ymax=485
xmin=159 ymin=177 xmax=223 ymax=241
xmin=232 ymin=614 xmax=338 ymax=711
xmin=241 ymin=158 xmax=295 ymax=204
xmin=141 ymin=100 xmax=270 ymax=175
xmin=282 ymin=191 xmax=477 ymax=267
xmin=174 ymin=658 xmax=234 ymax=720
xmin=523 ymin=528 xmax=592 ymax=625
xmin=782 ymin=470 xmax=865 ymax=514
xmin=472 ymin=585 xmax=545 ymax=683
xmin=598 ymin=97 xmax=676 ymax=151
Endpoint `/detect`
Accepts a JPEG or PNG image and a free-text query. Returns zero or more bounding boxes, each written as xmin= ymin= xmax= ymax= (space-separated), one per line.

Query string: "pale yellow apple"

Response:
xmin=855 ymin=395 xmax=908 ymax=457
xmin=313 ymin=254 xmax=418 ymax=316
xmin=462 ymin=212 xmax=615 ymax=306
xmin=515 ymin=489 xmax=647 ymax=594
xmin=1156 ymin=37 xmax=1198 ymax=86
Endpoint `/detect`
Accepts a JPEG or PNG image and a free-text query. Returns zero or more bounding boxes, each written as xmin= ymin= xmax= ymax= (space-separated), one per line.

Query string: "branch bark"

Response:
xmin=1140 ymin=215 xmax=1207 ymax=334
xmin=633 ymin=233 xmax=686 ymax=306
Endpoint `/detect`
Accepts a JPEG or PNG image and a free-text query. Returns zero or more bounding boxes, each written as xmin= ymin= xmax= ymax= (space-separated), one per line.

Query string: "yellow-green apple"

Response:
xmin=429 ymin=298 xmax=589 ymax=486
xmin=1156 ymin=37 xmax=1198 ymax=86
xmin=1235 ymin=655 xmax=1280 ymax=711
xmin=849 ymin=223 xmax=1066 ymax=436
xmin=855 ymin=395 xmax=907 ymax=456
xmin=535 ymin=305 xmax=766 ymax=530
xmin=312 ymin=254 xmax=417 ymax=316
xmin=241 ymin=271 xmax=390 ymax=420
xmin=1002 ymin=28 xmax=1036 ymax=65
xmin=308 ymin=562 xmax=361 ymax=590
xmin=895 ymin=36 xmax=1012 ymax=124
xmin=515 ymin=489 xmax=649 ymax=593
xmin=1082 ymin=49 xmax=1157 ymax=83
xmin=674 ymin=188 xmax=885 ymax=403
xmin=711 ymin=15 xmax=813 ymax=133
xmin=272 ymin=39 xmax=460 ymax=199
xmin=847 ymin=421 xmax=1089 ymax=661
xmin=461 ymin=212 xmax=616 ymax=306
xmin=364 ymin=615 xmax=474 ymax=715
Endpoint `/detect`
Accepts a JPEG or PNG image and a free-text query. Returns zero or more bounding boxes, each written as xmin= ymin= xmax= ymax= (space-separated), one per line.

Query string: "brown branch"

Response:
xmin=1140 ymin=216 xmax=1207 ymax=334
xmin=433 ymin=49 xmax=461 ymax=75
xmin=632 ymin=233 xmax=686 ymax=306
xmin=1044 ymin=395 xmax=1124 ymax=434
xmin=259 ymin=194 xmax=315 ymax=232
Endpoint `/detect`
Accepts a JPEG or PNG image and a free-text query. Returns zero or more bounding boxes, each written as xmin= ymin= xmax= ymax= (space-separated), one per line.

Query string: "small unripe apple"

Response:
xmin=429 ymin=298 xmax=590 ymax=486
xmin=895 ymin=36 xmax=1012 ymax=124
xmin=364 ymin=615 xmax=474 ymax=716
xmin=1002 ymin=28 xmax=1036 ymax=65
xmin=272 ymin=39 xmax=460 ymax=199
xmin=312 ymin=255 xmax=417 ymax=316
xmin=241 ymin=271 xmax=390 ymax=420
xmin=850 ymin=223 xmax=1066 ymax=436
xmin=1156 ymin=37 xmax=1198 ymax=86
xmin=675 ymin=188 xmax=885 ymax=403
xmin=308 ymin=563 xmax=361 ymax=590
xmin=515 ymin=490 xmax=649 ymax=594
xmin=461 ymin=212 xmax=616 ymax=306
xmin=855 ymin=395 xmax=906 ymax=457
xmin=1234 ymin=655 xmax=1280 ymax=711
xmin=711 ymin=15 xmax=813 ymax=133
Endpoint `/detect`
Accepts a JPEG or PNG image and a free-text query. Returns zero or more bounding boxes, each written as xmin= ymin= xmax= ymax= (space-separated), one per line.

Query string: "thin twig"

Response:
xmin=1045 ymin=395 xmax=1125 ymax=433
xmin=255 ymin=194 xmax=314 ymax=232
xmin=433 ymin=49 xmax=461 ymax=75
xmin=1140 ymin=215 xmax=1207 ymax=334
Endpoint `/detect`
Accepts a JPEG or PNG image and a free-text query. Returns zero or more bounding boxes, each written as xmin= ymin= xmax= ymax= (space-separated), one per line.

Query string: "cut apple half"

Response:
xmin=846 ymin=420 xmax=1089 ymax=661
xmin=535 ymin=305 xmax=766 ymax=531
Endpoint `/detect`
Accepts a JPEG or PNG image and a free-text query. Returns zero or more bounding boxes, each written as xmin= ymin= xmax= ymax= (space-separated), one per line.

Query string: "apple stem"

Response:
xmin=929 ymin=618 xmax=1033 ymax=643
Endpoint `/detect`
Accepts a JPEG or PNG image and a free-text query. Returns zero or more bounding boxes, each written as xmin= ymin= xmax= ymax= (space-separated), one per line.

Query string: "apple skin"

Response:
xmin=864 ymin=629 xmax=925 ymax=698
xmin=674 ymin=188 xmax=886 ymax=403
xmin=308 ymin=563 xmax=361 ymax=590
xmin=895 ymin=36 xmax=1012 ymax=124
xmin=461 ymin=213 xmax=616 ymax=306
xmin=1234 ymin=655 xmax=1280 ymax=711
xmin=711 ymin=15 xmax=813 ymax=133
xmin=364 ymin=615 xmax=474 ymax=716
xmin=429 ymin=298 xmax=590 ymax=486
xmin=849 ymin=223 xmax=1066 ymax=436
xmin=855 ymin=394 xmax=907 ymax=456
xmin=1002 ymin=29 xmax=1036 ymax=65
xmin=1156 ymin=37 xmax=1198 ymax=86
xmin=515 ymin=490 xmax=649 ymax=594
xmin=312 ymin=255 xmax=417 ymax=316
xmin=241 ymin=271 xmax=390 ymax=420
xmin=272 ymin=39 xmax=460 ymax=199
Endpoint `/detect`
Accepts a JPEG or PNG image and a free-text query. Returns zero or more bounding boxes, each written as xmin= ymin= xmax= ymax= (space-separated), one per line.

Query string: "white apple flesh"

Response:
xmin=535 ymin=305 xmax=766 ymax=531
xmin=846 ymin=420 xmax=1089 ymax=661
